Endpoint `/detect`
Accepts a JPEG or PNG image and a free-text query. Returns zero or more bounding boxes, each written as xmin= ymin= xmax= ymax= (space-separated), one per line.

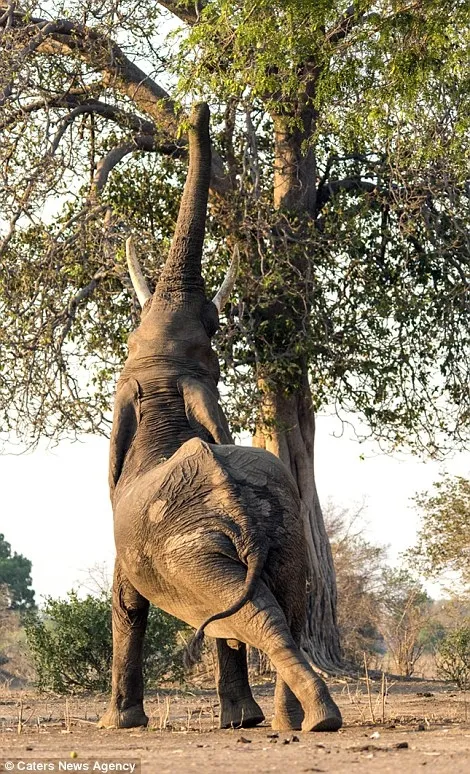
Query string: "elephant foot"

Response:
xmin=219 ymin=696 xmax=265 ymax=729
xmin=301 ymin=697 xmax=342 ymax=732
xmin=97 ymin=704 xmax=149 ymax=729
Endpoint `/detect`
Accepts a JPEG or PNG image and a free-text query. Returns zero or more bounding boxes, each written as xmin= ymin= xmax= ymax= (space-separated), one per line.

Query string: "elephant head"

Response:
xmin=109 ymin=103 xmax=238 ymax=495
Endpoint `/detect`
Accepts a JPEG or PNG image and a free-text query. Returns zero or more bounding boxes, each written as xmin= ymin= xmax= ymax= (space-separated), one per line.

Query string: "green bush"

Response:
xmin=24 ymin=591 xmax=186 ymax=693
xmin=436 ymin=626 xmax=470 ymax=689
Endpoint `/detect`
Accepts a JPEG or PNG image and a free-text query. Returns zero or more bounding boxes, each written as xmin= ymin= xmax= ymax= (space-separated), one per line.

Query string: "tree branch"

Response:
xmin=91 ymin=134 xmax=186 ymax=195
xmin=3 ymin=10 xmax=231 ymax=194
xmin=0 ymin=94 xmax=185 ymax=161
xmin=91 ymin=142 xmax=136 ymax=196
xmin=317 ymin=177 xmax=378 ymax=209
xmin=327 ymin=1 xmax=425 ymax=46
xmin=4 ymin=13 xmax=178 ymax=136
xmin=317 ymin=152 xmax=384 ymax=191
xmin=157 ymin=0 xmax=206 ymax=24
xmin=0 ymin=19 xmax=63 ymax=106
xmin=326 ymin=4 xmax=363 ymax=45
xmin=0 ymin=93 xmax=156 ymax=132
xmin=57 ymin=267 xmax=111 ymax=347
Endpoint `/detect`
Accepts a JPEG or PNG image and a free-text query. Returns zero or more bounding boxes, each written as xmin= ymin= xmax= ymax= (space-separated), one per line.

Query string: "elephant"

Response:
xmin=98 ymin=103 xmax=342 ymax=733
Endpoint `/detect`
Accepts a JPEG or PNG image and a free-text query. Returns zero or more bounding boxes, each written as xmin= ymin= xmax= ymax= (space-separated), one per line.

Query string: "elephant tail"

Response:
xmin=183 ymin=551 xmax=266 ymax=669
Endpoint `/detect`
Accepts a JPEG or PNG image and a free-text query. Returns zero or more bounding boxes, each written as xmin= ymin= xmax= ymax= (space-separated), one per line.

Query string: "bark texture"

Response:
xmin=253 ymin=372 xmax=342 ymax=670
xmin=251 ymin=104 xmax=342 ymax=671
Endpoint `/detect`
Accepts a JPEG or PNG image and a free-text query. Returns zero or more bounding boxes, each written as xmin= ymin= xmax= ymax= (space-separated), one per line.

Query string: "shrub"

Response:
xmin=436 ymin=626 xmax=470 ymax=689
xmin=24 ymin=590 xmax=185 ymax=693
xmin=324 ymin=503 xmax=387 ymax=665
xmin=0 ymin=535 xmax=35 ymax=610
xmin=380 ymin=567 xmax=433 ymax=677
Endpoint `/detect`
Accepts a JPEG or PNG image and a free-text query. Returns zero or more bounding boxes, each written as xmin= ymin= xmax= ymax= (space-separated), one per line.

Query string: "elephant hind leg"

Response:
xmin=272 ymin=609 xmax=304 ymax=731
xmin=272 ymin=600 xmax=305 ymax=731
xmin=177 ymin=555 xmax=341 ymax=732
xmin=98 ymin=560 xmax=149 ymax=730
xmin=216 ymin=639 xmax=265 ymax=729
xmin=272 ymin=679 xmax=304 ymax=731
xmin=264 ymin=630 xmax=340 ymax=732
xmin=214 ymin=594 xmax=341 ymax=733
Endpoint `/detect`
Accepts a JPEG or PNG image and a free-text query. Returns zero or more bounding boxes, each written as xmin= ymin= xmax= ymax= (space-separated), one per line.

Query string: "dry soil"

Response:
xmin=0 ymin=679 xmax=469 ymax=773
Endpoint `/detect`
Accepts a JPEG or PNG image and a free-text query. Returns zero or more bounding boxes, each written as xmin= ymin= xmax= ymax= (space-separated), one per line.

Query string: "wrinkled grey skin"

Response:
xmin=98 ymin=104 xmax=342 ymax=733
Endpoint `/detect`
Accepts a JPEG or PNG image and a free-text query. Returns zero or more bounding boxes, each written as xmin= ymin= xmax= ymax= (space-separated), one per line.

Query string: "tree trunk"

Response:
xmin=253 ymin=368 xmax=342 ymax=671
xmin=251 ymin=107 xmax=342 ymax=671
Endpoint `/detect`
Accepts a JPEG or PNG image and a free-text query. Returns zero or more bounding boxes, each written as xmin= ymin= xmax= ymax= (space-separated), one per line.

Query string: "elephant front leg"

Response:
xmin=98 ymin=561 xmax=149 ymax=729
xmin=216 ymin=639 xmax=265 ymax=729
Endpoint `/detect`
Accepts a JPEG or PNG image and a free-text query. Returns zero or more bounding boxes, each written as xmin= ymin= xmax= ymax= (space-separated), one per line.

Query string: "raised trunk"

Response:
xmin=155 ymin=103 xmax=211 ymax=297
xmin=252 ymin=107 xmax=342 ymax=671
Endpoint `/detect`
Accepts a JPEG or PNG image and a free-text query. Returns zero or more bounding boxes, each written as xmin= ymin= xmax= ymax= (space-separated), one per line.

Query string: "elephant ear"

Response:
xmin=178 ymin=375 xmax=233 ymax=445
xmin=109 ymin=377 xmax=141 ymax=496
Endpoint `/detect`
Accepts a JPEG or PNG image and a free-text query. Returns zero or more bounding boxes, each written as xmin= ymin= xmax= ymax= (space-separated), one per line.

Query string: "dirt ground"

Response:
xmin=0 ymin=679 xmax=469 ymax=773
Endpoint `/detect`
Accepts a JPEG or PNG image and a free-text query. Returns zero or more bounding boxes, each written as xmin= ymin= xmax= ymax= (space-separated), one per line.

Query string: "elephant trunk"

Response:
xmin=155 ymin=103 xmax=211 ymax=299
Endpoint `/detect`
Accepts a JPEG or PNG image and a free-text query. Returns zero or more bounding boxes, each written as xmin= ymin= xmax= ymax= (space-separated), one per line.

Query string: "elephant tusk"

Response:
xmin=126 ymin=236 xmax=152 ymax=308
xmin=212 ymin=245 xmax=240 ymax=313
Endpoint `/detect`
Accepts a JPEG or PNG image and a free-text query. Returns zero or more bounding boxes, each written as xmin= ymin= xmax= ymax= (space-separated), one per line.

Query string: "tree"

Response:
xmin=0 ymin=583 xmax=34 ymax=680
xmin=411 ymin=476 xmax=470 ymax=588
xmin=436 ymin=625 xmax=470 ymax=690
xmin=324 ymin=503 xmax=386 ymax=665
xmin=380 ymin=567 xmax=432 ymax=677
xmin=0 ymin=534 xmax=35 ymax=610
xmin=24 ymin=590 xmax=185 ymax=693
xmin=1 ymin=1 xmax=469 ymax=670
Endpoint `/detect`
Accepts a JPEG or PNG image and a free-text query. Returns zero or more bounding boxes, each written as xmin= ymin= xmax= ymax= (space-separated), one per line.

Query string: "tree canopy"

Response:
xmin=0 ymin=533 xmax=35 ymax=610
xmin=411 ymin=475 xmax=470 ymax=588
xmin=0 ymin=0 xmax=468 ymax=454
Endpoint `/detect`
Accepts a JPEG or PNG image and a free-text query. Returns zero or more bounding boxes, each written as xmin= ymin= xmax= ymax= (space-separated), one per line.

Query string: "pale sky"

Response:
xmin=1 ymin=413 xmax=468 ymax=604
